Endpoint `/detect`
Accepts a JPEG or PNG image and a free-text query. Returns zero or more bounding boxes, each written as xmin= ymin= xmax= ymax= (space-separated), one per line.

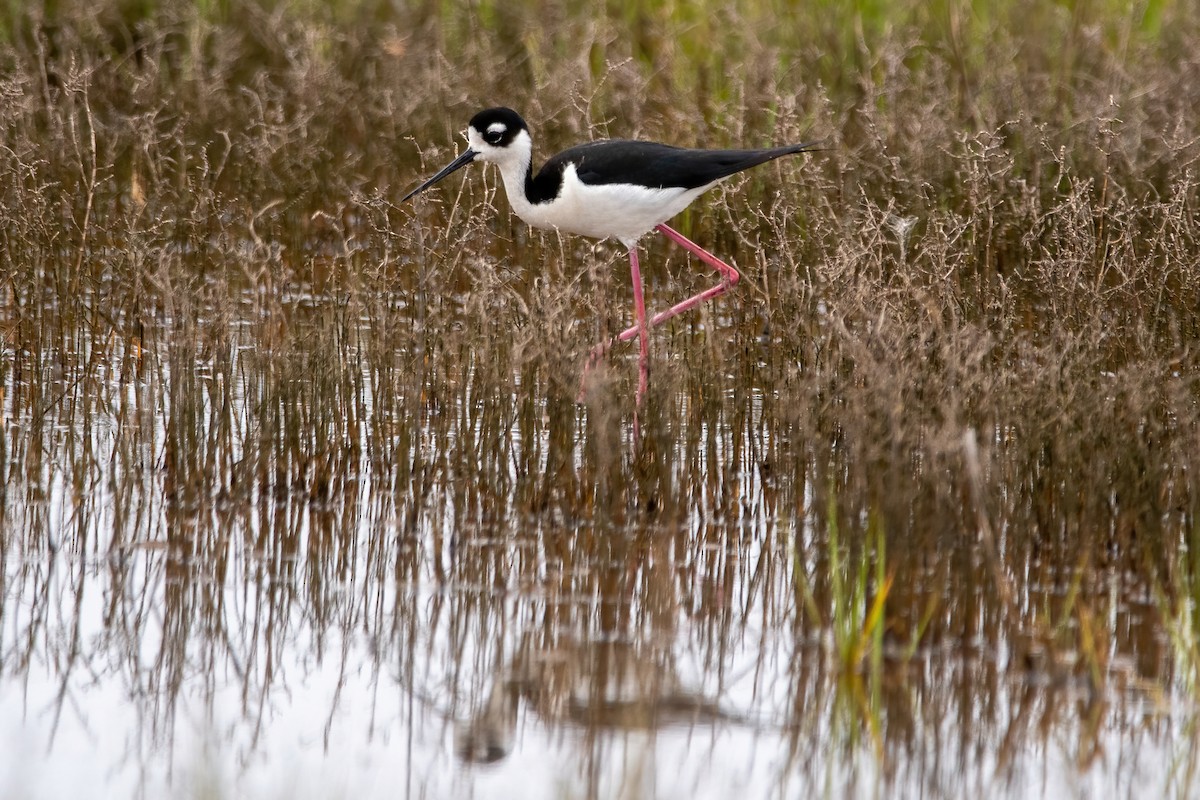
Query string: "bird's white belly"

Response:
xmin=506 ymin=165 xmax=715 ymax=247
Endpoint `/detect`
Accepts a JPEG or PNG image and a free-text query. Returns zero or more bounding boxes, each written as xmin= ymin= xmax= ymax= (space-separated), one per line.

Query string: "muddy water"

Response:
xmin=0 ymin=278 xmax=1196 ymax=800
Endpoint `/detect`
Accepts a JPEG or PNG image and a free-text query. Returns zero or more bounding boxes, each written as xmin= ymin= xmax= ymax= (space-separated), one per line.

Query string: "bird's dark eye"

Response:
xmin=485 ymin=126 xmax=506 ymax=145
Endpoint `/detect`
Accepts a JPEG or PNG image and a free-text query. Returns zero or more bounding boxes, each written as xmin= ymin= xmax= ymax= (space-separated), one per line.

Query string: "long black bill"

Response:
xmin=401 ymin=149 xmax=478 ymax=202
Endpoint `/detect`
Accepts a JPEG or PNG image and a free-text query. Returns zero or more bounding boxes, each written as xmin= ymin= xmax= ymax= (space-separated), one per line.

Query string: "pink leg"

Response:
xmin=628 ymin=248 xmax=650 ymax=405
xmin=643 ymin=223 xmax=741 ymax=327
xmin=579 ymin=223 xmax=740 ymax=401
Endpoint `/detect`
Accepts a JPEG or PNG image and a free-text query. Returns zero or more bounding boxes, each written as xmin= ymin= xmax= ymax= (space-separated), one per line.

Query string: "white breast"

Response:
xmin=501 ymin=164 xmax=716 ymax=248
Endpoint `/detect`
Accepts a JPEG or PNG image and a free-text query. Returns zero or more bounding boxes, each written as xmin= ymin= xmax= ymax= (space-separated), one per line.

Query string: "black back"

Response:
xmin=529 ymin=139 xmax=816 ymax=202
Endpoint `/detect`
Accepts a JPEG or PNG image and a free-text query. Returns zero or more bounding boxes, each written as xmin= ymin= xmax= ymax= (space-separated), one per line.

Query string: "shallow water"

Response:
xmin=2 ymin=279 xmax=1198 ymax=800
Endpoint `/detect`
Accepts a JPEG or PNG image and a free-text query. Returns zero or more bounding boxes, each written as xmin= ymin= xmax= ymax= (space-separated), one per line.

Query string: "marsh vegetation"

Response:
xmin=1 ymin=0 xmax=1199 ymax=797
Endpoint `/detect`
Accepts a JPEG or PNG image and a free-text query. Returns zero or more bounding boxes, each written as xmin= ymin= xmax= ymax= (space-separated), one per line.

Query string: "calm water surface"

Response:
xmin=1 ymin=286 xmax=1197 ymax=800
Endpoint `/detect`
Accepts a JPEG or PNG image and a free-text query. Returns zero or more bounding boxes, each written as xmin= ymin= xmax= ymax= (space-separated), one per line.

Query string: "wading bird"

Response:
xmin=402 ymin=107 xmax=819 ymax=405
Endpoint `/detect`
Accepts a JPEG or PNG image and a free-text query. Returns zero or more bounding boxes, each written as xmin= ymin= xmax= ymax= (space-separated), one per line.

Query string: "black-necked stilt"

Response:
xmin=402 ymin=107 xmax=820 ymax=405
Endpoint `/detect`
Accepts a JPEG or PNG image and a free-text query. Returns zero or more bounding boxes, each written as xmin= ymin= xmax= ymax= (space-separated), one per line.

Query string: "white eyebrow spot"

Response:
xmin=487 ymin=122 xmax=507 ymax=135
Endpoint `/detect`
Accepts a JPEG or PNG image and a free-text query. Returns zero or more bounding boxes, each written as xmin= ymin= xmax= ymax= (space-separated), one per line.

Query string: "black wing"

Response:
xmin=531 ymin=139 xmax=819 ymax=200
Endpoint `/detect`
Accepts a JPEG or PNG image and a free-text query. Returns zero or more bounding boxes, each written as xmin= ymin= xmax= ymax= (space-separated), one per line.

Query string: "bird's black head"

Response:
xmin=468 ymin=107 xmax=529 ymax=149
xmin=402 ymin=107 xmax=532 ymax=203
